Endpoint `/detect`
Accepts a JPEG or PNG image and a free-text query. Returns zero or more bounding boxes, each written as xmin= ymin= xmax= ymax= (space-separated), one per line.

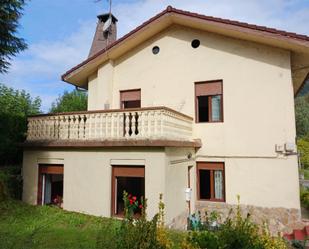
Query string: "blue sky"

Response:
xmin=0 ymin=0 xmax=309 ymax=112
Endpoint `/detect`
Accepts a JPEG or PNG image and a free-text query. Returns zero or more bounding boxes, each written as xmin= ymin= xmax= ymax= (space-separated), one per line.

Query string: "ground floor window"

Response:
xmin=197 ymin=162 xmax=225 ymax=202
xmin=37 ymin=165 xmax=64 ymax=207
xmin=112 ymin=166 xmax=145 ymax=216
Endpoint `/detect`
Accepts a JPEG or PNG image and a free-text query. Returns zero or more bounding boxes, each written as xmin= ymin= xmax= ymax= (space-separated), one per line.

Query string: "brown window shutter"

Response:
xmin=195 ymin=81 xmax=222 ymax=96
xmin=197 ymin=162 xmax=224 ymax=170
xmin=120 ymin=89 xmax=141 ymax=102
xmin=113 ymin=166 xmax=145 ymax=177
xmin=39 ymin=165 xmax=64 ymax=174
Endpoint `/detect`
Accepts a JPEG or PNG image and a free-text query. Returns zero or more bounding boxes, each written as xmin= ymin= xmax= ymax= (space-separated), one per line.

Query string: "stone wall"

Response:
xmin=196 ymin=202 xmax=304 ymax=234
xmin=168 ymin=201 xmax=306 ymax=235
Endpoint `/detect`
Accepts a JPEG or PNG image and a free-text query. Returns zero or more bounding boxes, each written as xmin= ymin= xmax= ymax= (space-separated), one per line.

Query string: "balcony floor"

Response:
xmin=22 ymin=139 xmax=202 ymax=149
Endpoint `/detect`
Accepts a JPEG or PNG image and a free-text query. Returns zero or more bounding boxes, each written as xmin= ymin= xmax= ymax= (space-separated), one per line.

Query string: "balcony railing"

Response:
xmin=26 ymin=107 xmax=193 ymax=142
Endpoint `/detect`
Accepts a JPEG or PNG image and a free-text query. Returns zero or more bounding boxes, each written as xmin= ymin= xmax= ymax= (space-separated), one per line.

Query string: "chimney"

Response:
xmin=88 ymin=13 xmax=118 ymax=58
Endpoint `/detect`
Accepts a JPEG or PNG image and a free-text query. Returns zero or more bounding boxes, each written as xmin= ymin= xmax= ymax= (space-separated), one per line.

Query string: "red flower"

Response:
xmin=132 ymin=196 xmax=137 ymax=201
xmin=128 ymin=194 xmax=132 ymax=198
xmin=139 ymin=204 xmax=143 ymax=209
xmin=129 ymin=199 xmax=133 ymax=205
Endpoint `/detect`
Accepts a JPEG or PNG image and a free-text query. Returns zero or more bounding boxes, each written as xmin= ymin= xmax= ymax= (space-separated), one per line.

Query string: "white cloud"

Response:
xmin=1 ymin=0 xmax=308 ymax=112
xmin=0 ymin=20 xmax=96 ymax=112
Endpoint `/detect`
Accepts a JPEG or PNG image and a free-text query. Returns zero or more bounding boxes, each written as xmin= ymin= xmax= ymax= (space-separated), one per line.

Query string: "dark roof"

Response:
xmin=62 ymin=6 xmax=309 ymax=89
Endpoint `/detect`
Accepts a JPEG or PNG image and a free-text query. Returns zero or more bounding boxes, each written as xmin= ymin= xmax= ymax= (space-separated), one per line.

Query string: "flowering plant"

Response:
xmin=123 ymin=191 xmax=143 ymax=220
xmin=52 ymin=195 xmax=63 ymax=208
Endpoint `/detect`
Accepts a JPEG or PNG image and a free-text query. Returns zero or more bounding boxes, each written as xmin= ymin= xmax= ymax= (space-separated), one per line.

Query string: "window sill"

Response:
xmin=195 ymin=121 xmax=224 ymax=124
xmin=197 ymin=199 xmax=225 ymax=203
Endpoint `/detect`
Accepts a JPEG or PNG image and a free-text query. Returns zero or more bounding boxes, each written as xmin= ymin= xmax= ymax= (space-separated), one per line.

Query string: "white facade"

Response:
xmin=23 ymin=9 xmax=308 ymax=231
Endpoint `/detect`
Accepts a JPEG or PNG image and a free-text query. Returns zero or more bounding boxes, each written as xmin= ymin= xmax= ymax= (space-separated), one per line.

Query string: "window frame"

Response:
xmin=196 ymin=162 xmax=225 ymax=202
xmin=195 ymin=80 xmax=224 ymax=123
xmin=120 ymin=88 xmax=141 ymax=109
xmin=111 ymin=166 xmax=145 ymax=217
xmin=37 ymin=164 xmax=64 ymax=206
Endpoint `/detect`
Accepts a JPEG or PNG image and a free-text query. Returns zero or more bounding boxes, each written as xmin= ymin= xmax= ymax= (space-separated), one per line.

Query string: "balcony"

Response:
xmin=25 ymin=107 xmax=200 ymax=148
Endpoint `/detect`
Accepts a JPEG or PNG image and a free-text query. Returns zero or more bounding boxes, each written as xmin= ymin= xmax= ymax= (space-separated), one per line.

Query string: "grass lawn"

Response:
xmin=0 ymin=200 xmax=185 ymax=249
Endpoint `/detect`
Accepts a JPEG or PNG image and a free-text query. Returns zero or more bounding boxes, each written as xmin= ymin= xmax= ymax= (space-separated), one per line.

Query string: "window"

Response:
xmin=191 ymin=39 xmax=200 ymax=48
xmin=120 ymin=89 xmax=141 ymax=109
xmin=37 ymin=165 xmax=64 ymax=207
xmin=195 ymin=81 xmax=223 ymax=122
xmin=152 ymin=46 xmax=160 ymax=55
xmin=111 ymin=166 xmax=145 ymax=216
xmin=197 ymin=162 xmax=225 ymax=202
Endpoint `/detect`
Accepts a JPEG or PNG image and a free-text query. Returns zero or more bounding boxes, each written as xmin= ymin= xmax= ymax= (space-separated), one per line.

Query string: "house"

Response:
xmin=22 ymin=6 xmax=309 ymax=232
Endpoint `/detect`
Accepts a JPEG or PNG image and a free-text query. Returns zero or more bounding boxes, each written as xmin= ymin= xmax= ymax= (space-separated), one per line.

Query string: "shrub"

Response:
xmin=188 ymin=210 xmax=221 ymax=231
xmin=290 ymin=240 xmax=307 ymax=249
xmin=184 ymin=230 xmax=220 ymax=249
xmin=183 ymin=196 xmax=289 ymax=249
xmin=0 ymin=166 xmax=22 ymax=200
xmin=157 ymin=193 xmax=173 ymax=249
xmin=300 ymin=187 xmax=309 ymax=209
xmin=298 ymin=139 xmax=309 ymax=169
xmin=115 ymin=192 xmax=171 ymax=249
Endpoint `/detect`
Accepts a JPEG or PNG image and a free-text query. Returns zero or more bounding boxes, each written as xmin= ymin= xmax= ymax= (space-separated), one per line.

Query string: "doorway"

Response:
xmin=111 ymin=166 xmax=145 ymax=216
xmin=37 ymin=165 xmax=64 ymax=207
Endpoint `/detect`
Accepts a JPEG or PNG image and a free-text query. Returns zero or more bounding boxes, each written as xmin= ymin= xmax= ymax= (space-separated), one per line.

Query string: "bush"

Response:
xmin=0 ymin=84 xmax=41 ymax=165
xmin=298 ymin=139 xmax=309 ymax=169
xmin=114 ymin=192 xmax=172 ymax=249
xmin=183 ymin=196 xmax=289 ymax=249
xmin=300 ymin=187 xmax=309 ymax=210
xmin=291 ymin=240 xmax=307 ymax=249
xmin=0 ymin=166 xmax=22 ymax=200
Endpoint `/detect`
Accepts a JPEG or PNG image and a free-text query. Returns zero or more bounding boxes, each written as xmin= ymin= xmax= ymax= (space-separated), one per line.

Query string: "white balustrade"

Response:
xmin=26 ymin=107 xmax=193 ymax=142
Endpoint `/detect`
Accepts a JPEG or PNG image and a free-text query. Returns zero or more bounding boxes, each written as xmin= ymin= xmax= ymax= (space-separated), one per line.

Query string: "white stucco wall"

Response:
xmin=85 ymin=25 xmax=299 ymax=210
xmin=23 ymin=148 xmax=166 ymax=219
xmin=23 ymin=25 xmax=300 ymax=221
xmin=164 ymin=147 xmax=195 ymax=225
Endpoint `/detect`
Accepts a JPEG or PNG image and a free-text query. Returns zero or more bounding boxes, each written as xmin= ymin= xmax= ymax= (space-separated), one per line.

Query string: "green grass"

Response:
xmin=0 ymin=200 xmax=185 ymax=249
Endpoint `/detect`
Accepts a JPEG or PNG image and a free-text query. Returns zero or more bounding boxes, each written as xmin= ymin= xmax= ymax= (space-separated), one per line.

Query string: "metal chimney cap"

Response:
xmin=97 ymin=13 xmax=118 ymax=23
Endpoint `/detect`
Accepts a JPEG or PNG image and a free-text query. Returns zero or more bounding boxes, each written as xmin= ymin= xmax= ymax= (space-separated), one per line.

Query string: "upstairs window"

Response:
xmin=195 ymin=81 xmax=223 ymax=122
xmin=197 ymin=162 xmax=225 ymax=202
xmin=120 ymin=89 xmax=141 ymax=109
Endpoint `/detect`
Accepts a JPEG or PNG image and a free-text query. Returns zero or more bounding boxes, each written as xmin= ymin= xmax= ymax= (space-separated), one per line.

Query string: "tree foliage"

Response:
xmin=50 ymin=90 xmax=87 ymax=113
xmin=0 ymin=83 xmax=41 ymax=165
xmin=295 ymin=95 xmax=309 ymax=138
xmin=298 ymin=80 xmax=309 ymax=96
xmin=298 ymin=138 xmax=309 ymax=169
xmin=0 ymin=0 xmax=28 ymax=73
xmin=295 ymin=92 xmax=309 ymax=171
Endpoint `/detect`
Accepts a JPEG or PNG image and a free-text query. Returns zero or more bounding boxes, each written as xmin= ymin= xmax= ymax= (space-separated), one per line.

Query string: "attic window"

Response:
xmin=152 ymin=46 xmax=160 ymax=55
xmin=191 ymin=39 xmax=200 ymax=48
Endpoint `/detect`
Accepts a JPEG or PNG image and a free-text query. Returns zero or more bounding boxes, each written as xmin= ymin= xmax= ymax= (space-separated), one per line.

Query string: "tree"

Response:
xmin=50 ymin=90 xmax=87 ymax=113
xmin=298 ymin=80 xmax=309 ymax=96
xmin=298 ymin=138 xmax=309 ymax=169
xmin=0 ymin=83 xmax=41 ymax=165
xmin=295 ymin=96 xmax=309 ymax=138
xmin=0 ymin=0 xmax=28 ymax=73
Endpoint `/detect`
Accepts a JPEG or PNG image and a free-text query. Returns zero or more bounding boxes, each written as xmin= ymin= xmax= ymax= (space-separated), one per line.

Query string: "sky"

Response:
xmin=0 ymin=0 xmax=309 ymax=112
